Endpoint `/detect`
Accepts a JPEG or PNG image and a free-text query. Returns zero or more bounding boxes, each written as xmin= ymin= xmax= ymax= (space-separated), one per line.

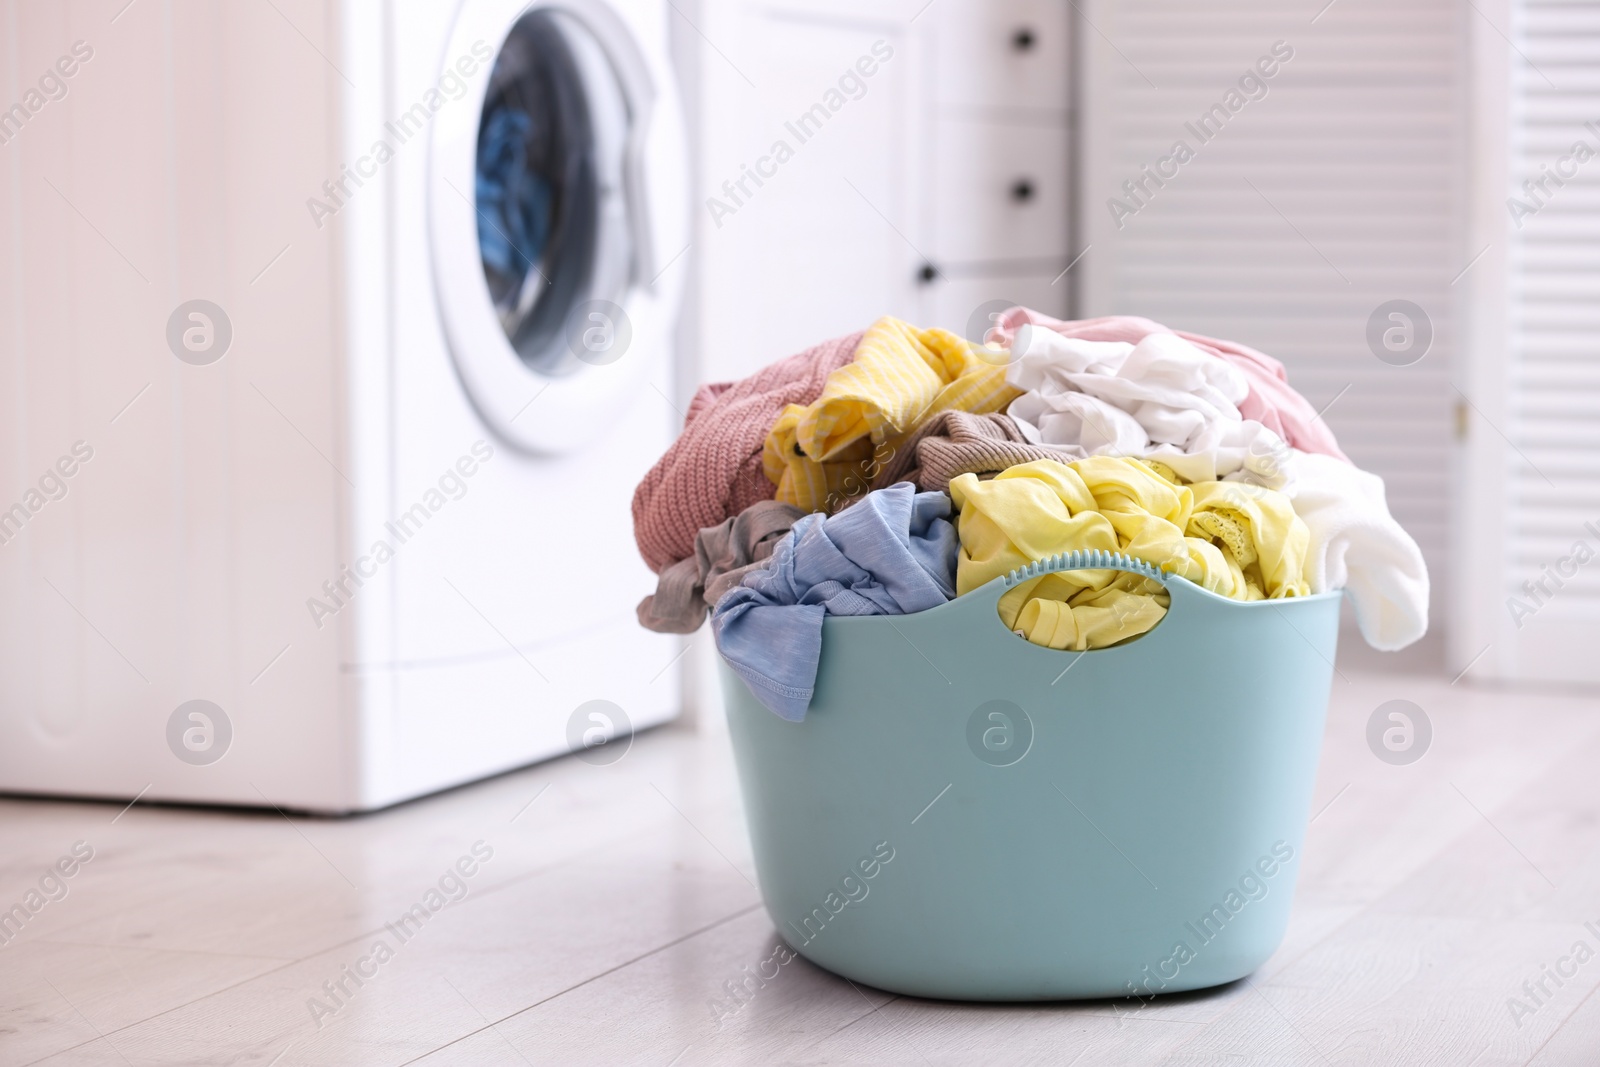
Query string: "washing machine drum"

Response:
xmin=431 ymin=0 xmax=683 ymax=454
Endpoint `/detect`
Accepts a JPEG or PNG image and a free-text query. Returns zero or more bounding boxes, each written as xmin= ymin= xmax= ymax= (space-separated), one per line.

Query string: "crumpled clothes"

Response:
xmin=856 ymin=410 xmax=1048 ymax=501
xmin=632 ymin=331 xmax=861 ymax=574
xmin=827 ymin=409 xmax=1074 ymax=507
xmin=984 ymin=309 xmax=1350 ymax=464
xmin=950 ymin=457 xmax=1310 ymax=651
xmin=763 ymin=317 xmax=1018 ymax=514
xmin=1287 ymin=450 xmax=1428 ymax=650
xmin=713 ymin=483 xmax=958 ymax=720
xmin=637 ymin=501 xmax=805 ymax=634
xmin=1005 ymin=326 xmax=1295 ymax=490
xmin=475 ymin=106 xmax=550 ymax=320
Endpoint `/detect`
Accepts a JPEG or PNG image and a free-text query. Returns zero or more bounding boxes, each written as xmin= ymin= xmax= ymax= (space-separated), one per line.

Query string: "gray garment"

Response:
xmin=637 ymin=500 xmax=805 ymax=633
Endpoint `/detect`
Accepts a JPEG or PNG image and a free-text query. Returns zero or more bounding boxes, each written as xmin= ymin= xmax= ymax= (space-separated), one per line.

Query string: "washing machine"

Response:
xmin=0 ymin=0 xmax=686 ymax=812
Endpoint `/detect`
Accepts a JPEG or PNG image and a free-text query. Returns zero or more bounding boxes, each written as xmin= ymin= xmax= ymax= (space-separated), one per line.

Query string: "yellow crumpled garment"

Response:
xmin=764 ymin=316 xmax=1018 ymax=513
xmin=949 ymin=456 xmax=1310 ymax=651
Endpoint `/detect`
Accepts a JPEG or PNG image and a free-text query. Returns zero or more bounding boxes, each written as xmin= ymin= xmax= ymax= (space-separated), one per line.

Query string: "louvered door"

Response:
xmin=1458 ymin=0 xmax=1600 ymax=684
xmin=1077 ymin=0 xmax=1468 ymax=660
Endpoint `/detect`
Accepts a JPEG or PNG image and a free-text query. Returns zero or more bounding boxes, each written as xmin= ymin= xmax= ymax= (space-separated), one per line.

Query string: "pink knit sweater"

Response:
xmin=986 ymin=310 xmax=1351 ymax=463
xmin=632 ymin=331 xmax=863 ymax=573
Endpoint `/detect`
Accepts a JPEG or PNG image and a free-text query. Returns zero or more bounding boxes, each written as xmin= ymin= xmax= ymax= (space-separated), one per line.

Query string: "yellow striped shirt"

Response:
xmin=763 ymin=317 xmax=1019 ymax=512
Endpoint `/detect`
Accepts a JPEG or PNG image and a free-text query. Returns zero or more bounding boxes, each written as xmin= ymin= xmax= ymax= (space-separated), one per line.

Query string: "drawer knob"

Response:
xmin=917 ymin=262 xmax=939 ymax=285
xmin=1010 ymin=178 xmax=1035 ymax=203
xmin=1012 ymin=27 xmax=1036 ymax=51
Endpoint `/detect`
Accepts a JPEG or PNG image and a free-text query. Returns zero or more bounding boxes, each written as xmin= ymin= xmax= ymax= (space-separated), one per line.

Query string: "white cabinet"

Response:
xmin=930 ymin=0 xmax=1073 ymax=111
xmin=923 ymin=270 xmax=1069 ymax=344
xmin=688 ymin=0 xmax=1073 ymax=385
xmin=691 ymin=4 xmax=923 ymax=383
xmin=916 ymin=0 xmax=1073 ymax=338
xmin=927 ymin=115 xmax=1071 ymax=265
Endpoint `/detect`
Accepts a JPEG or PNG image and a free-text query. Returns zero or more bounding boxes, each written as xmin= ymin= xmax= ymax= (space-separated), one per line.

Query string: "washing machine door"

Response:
xmin=430 ymin=0 xmax=686 ymax=454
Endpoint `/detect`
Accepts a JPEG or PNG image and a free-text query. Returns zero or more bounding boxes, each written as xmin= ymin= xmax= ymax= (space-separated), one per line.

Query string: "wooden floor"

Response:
xmin=3 ymin=656 xmax=1599 ymax=1066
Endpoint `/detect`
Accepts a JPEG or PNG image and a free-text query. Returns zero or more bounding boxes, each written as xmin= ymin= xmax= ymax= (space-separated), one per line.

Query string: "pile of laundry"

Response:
xmin=632 ymin=310 xmax=1429 ymax=721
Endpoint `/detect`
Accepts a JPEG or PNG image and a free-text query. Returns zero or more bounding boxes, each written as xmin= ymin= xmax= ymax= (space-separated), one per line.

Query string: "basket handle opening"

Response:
xmin=984 ymin=548 xmax=1180 ymax=653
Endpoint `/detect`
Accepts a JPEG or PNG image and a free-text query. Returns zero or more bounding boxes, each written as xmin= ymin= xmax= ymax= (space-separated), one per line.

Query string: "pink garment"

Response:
xmin=985 ymin=310 xmax=1349 ymax=463
xmin=632 ymin=331 xmax=863 ymax=573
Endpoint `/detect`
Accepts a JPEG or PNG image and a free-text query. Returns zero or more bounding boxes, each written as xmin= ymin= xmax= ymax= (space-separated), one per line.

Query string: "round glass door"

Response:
xmin=474 ymin=8 xmax=633 ymax=377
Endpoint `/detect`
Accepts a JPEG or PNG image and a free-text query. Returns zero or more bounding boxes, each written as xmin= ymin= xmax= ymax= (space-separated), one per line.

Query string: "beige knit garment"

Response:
xmin=833 ymin=410 xmax=1087 ymax=506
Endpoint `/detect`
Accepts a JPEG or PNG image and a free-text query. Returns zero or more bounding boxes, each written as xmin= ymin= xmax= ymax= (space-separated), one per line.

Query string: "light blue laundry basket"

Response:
xmin=718 ymin=550 xmax=1340 ymax=1001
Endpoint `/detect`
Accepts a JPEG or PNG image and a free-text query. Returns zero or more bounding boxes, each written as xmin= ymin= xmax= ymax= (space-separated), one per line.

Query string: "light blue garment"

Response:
xmin=712 ymin=483 xmax=959 ymax=720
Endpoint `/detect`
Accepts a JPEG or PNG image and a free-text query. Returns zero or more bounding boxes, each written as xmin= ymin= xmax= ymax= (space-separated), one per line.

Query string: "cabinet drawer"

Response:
xmin=919 ymin=271 xmax=1069 ymax=344
xmin=929 ymin=116 xmax=1069 ymax=263
xmin=930 ymin=0 xmax=1071 ymax=110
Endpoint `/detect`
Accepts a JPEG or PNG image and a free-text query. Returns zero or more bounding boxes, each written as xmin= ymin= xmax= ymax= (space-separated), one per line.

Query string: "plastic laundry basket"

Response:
xmin=718 ymin=550 xmax=1341 ymax=1001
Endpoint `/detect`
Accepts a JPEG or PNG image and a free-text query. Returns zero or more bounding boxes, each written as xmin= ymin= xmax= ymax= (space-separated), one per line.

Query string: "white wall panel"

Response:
xmin=1079 ymin=0 xmax=1467 ymax=660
